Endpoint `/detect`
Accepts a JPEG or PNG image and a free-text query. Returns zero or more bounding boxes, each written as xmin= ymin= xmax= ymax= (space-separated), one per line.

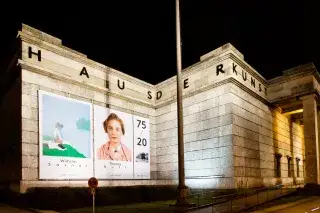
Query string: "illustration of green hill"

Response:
xmin=42 ymin=135 xmax=86 ymax=158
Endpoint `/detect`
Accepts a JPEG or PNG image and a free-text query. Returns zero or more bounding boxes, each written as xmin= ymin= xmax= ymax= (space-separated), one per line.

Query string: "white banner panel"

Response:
xmin=94 ymin=106 xmax=134 ymax=179
xmin=38 ymin=90 xmax=93 ymax=179
xmin=38 ymin=91 xmax=150 ymax=180
xmin=133 ymin=115 xmax=150 ymax=179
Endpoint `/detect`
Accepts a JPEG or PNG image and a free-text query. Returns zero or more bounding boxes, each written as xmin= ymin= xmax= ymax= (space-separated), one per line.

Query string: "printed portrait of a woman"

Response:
xmin=97 ymin=113 xmax=132 ymax=162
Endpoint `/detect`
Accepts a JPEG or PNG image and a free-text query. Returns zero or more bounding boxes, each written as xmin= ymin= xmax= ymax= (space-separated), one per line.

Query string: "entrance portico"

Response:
xmin=269 ymin=63 xmax=320 ymax=185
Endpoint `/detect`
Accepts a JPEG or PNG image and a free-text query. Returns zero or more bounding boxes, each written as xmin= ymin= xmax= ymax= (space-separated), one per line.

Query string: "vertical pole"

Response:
xmin=212 ymin=197 xmax=214 ymax=213
xmin=92 ymin=99 xmax=95 ymax=178
xmin=175 ymin=0 xmax=188 ymax=206
xmin=245 ymin=192 xmax=248 ymax=207
xmin=198 ymin=194 xmax=200 ymax=207
xmin=92 ymin=189 xmax=95 ymax=213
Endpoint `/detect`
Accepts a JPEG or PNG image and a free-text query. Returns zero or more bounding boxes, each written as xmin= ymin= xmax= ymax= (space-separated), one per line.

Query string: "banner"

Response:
xmin=38 ymin=90 xmax=150 ymax=180
xmin=93 ymin=105 xmax=150 ymax=179
xmin=38 ymin=90 xmax=93 ymax=179
xmin=94 ymin=106 xmax=134 ymax=179
xmin=133 ymin=115 xmax=150 ymax=179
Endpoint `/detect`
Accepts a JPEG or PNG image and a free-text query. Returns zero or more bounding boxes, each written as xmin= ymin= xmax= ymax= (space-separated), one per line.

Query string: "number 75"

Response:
xmin=137 ymin=119 xmax=146 ymax=129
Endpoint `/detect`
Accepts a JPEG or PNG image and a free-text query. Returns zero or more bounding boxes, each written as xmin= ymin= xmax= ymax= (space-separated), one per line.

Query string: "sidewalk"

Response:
xmin=0 ymin=185 xmax=303 ymax=213
xmin=0 ymin=204 xmax=35 ymax=213
xmin=0 ymin=204 xmax=58 ymax=213
xmin=58 ymin=200 xmax=176 ymax=213
xmin=249 ymin=196 xmax=319 ymax=213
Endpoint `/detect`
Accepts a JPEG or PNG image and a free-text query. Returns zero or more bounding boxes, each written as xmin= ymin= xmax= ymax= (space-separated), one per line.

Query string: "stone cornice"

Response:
xmin=109 ymin=68 xmax=155 ymax=89
xmin=156 ymin=53 xmax=236 ymax=89
xmin=155 ymin=76 xmax=176 ymax=90
xmin=22 ymin=24 xmax=62 ymax=46
xmin=230 ymin=77 xmax=269 ymax=105
xmin=282 ymin=62 xmax=315 ymax=75
xmin=200 ymin=43 xmax=244 ymax=61
xmin=19 ymin=59 xmax=278 ymax=116
xmin=19 ymin=62 xmax=154 ymax=109
xmin=18 ymin=31 xmax=155 ymax=90
xmin=18 ymin=26 xmax=269 ymax=91
xmin=155 ymin=53 xmax=234 ymax=89
xmin=155 ymin=77 xmax=270 ymax=109
xmin=268 ymin=63 xmax=319 ymax=85
xmin=19 ymin=32 xmax=101 ymax=67
xmin=155 ymin=52 xmax=268 ymax=90
xmin=313 ymin=70 xmax=320 ymax=84
xmin=229 ymin=54 xmax=268 ymax=86
xmin=19 ymin=61 xmax=108 ymax=94
xmin=269 ymin=71 xmax=315 ymax=86
xmin=182 ymin=54 xmax=230 ymax=79
xmin=271 ymin=90 xmax=319 ymax=105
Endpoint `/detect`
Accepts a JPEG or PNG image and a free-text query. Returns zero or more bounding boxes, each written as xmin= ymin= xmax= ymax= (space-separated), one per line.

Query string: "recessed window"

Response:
xmin=275 ymin=153 xmax=282 ymax=177
xmin=287 ymin=156 xmax=293 ymax=177
xmin=296 ymin=158 xmax=300 ymax=177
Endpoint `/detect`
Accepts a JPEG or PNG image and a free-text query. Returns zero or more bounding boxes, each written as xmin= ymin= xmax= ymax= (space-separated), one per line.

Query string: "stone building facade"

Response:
xmin=0 ymin=24 xmax=318 ymax=194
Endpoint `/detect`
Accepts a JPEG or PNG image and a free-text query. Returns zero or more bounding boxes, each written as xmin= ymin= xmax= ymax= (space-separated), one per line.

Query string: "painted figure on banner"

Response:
xmin=53 ymin=122 xmax=66 ymax=150
xmin=98 ymin=113 xmax=132 ymax=162
xmin=41 ymin=91 xmax=91 ymax=159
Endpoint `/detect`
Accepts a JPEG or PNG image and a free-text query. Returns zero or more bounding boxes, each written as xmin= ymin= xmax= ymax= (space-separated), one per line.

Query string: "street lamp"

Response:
xmin=175 ymin=0 xmax=189 ymax=206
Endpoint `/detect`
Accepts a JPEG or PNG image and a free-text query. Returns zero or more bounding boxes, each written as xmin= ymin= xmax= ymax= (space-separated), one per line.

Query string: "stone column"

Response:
xmin=302 ymin=95 xmax=320 ymax=184
xmin=318 ymin=110 xmax=320 ymax=181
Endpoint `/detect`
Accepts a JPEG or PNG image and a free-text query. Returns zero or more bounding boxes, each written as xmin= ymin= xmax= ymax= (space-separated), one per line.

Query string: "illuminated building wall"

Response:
xmin=2 ymin=24 xmax=319 ymax=194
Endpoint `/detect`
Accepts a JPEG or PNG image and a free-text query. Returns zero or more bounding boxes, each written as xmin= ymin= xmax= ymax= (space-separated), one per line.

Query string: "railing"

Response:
xmin=187 ymin=180 xmax=304 ymax=213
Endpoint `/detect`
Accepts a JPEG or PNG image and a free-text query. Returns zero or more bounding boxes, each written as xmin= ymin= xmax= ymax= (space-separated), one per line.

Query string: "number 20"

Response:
xmin=137 ymin=137 xmax=147 ymax=146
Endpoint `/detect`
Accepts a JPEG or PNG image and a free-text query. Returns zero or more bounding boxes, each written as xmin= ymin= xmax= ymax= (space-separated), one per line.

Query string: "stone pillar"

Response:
xmin=318 ymin=110 xmax=320 ymax=181
xmin=302 ymin=95 xmax=320 ymax=184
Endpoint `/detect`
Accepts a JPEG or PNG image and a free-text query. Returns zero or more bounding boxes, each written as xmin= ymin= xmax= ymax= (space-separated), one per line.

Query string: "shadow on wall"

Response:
xmin=0 ymin=74 xmax=22 ymax=184
xmin=272 ymin=109 xmax=283 ymax=186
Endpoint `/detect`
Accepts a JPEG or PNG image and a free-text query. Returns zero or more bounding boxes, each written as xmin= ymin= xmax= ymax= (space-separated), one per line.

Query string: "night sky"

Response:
xmin=0 ymin=1 xmax=318 ymax=85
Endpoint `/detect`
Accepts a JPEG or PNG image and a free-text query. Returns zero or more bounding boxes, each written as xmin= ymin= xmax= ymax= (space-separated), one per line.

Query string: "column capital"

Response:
xmin=300 ymin=94 xmax=318 ymax=101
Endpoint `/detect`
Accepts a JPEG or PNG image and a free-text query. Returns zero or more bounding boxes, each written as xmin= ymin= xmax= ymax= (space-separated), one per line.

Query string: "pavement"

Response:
xmin=252 ymin=196 xmax=320 ymax=213
xmin=0 ymin=204 xmax=58 ymax=213
xmin=0 ymin=204 xmax=34 ymax=213
xmin=2 ymin=197 xmax=318 ymax=213
xmin=0 ymin=191 xmax=314 ymax=213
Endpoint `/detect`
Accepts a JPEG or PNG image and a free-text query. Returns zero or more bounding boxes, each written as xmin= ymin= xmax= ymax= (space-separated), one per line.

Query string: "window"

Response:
xmin=296 ymin=158 xmax=300 ymax=177
xmin=287 ymin=156 xmax=293 ymax=177
xmin=275 ymin=153 xmax=282 ymax=177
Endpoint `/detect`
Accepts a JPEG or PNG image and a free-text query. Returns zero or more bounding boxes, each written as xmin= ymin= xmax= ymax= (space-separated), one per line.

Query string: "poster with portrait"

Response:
xmin=94 ymin=105 xmax=134 ymax=179
xmin=38 ymin=90 xmax=93 ymax=179
xmin=133 ymin=115 xmax=150 ymax=179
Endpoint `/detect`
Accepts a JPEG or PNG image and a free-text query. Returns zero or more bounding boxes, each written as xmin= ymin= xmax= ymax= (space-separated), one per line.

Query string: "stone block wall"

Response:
xmin=155 ymin=83 xmax=237 ymax=189
xmin=0 ymin=76 xmax=21 ymax=186
xmin=228 ymin=83 xmax=305 ymax=188
xmin=18 ymin=27 xmax=164 ymax=192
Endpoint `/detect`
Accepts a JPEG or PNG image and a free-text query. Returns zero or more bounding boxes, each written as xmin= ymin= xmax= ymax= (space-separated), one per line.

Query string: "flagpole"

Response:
xmin=175 ymin=0 xmax=188 ymax=205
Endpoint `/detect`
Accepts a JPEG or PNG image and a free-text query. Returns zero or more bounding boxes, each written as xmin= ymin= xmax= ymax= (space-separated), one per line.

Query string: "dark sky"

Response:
xmin=0 ymin=1 xmax=318 ymax=85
